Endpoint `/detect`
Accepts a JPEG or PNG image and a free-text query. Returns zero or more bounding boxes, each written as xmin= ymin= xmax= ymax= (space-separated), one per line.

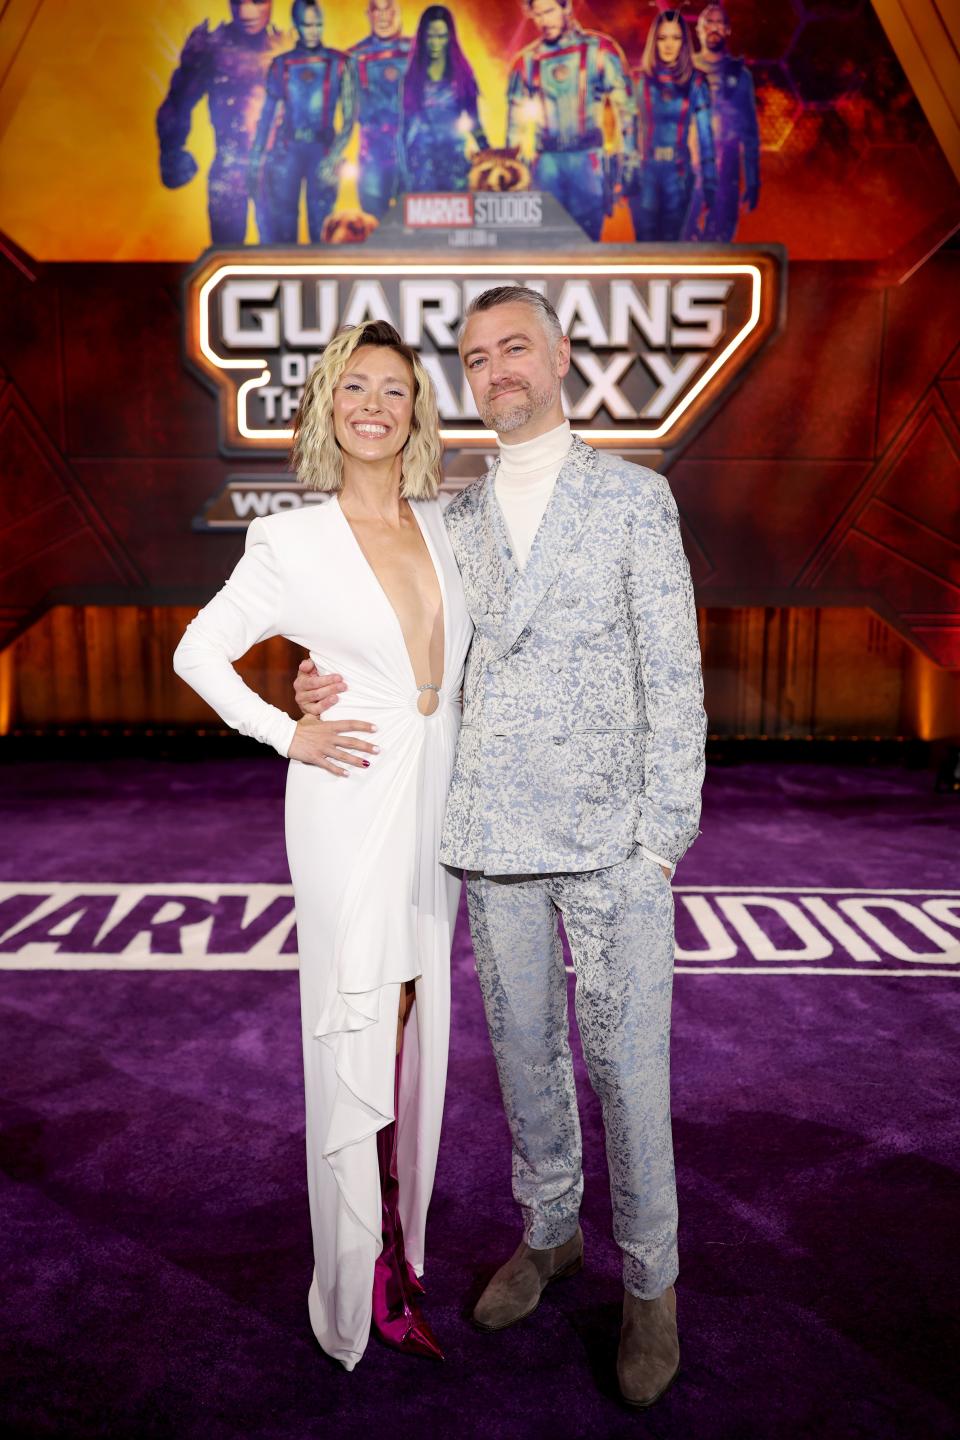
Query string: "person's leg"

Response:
xmin=251 ymin=159 xmax=273 ymax=244
xmin=555 ymin=853 xmax=679 ymax=1407
xmin=682 ymin=177 xmax=705 ymax=240
xmin=555 ymin=855 xmax=678 ymax=1299
xmin=662 ymin=168 xmax=694 ymax=244
xmin=372 ymin=1009 xmax=443 ymax=1359
xmin=467 ymin=871 xmax=585 ymax=1329
xmin=358 ymin=133 xmax=397 ymax=217
xmin=467 ymin=872 xmax=583 ymax=1246
xmin=208 ymin=152 xmax=250 ymax=244
xmin=396 ymin=979 xmax=415 ymax=1052
xmin=300 ymin=1007 xmax=379 ymax=1370
xmin=380 ymin=152 xmax=401 ymax=212
xmin=559 ymin=150 xmax=605 ymax=243
xmin=533 ymin=152 xmax=563 ymax=220
xmin=305 ymin=144 xmax=338 ymax=242
xmin=266 ymin=144 xmax=303 ymax=244
xmin=629 ymin=163 xmax=660 ymax=242
xmin=708 ymin=144 xmax=741 ymax=242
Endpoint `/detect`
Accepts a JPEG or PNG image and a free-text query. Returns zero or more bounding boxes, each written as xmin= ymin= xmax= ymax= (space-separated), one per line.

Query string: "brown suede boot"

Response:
xmin=617 ymin=1286 xmax=680 ymax=1408
xmin=472 ymin=1228 xmax=584 ymax=1331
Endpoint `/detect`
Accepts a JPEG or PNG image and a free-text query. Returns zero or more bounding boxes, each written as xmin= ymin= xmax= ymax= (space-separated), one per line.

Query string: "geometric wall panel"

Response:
xmin=1 ymin=242 xmax=959 ymax=672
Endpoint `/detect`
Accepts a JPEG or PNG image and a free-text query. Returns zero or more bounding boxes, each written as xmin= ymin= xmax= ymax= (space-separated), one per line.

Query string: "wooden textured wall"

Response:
xmin=2 ymin=604 xmax=957 ymax=740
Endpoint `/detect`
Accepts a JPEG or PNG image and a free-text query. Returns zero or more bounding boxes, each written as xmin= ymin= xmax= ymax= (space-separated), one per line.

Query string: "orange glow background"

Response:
xmin=0 ymin=0 xmax=957 ymax=261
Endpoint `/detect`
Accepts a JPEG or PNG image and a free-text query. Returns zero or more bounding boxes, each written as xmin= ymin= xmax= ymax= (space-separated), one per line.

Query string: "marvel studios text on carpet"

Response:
xmin=1 ymin=883 xmax=958 ymax=976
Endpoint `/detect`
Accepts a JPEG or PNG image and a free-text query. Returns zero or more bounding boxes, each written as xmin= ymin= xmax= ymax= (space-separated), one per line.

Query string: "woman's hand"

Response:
xmin=286 ymin=712 xmax=379 ymax=776
xmin=294 ymin=658 xmax=345 ymax=717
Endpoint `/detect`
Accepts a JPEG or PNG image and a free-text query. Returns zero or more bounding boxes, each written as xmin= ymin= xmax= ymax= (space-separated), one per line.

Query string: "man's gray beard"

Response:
xmin=480 ymin=383 xmax=555 ymax=434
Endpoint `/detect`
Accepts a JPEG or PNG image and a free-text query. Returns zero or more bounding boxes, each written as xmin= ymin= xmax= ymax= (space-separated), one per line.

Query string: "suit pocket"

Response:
xmin=571 ymin=725 xmax=650 ymax=736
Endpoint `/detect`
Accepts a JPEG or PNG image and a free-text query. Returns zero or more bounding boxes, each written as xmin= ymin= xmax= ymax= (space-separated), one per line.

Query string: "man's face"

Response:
xmin=231 ymin=0 xmax=271 ymax=36
xmin=698 ymin=6 xmax=729 ymax=52
xmin=297 ymin=5 xmax=324 ymax=47
xmin=460 ymin=301 xmax=569 ymax=438
xmin=529 ymin=0 xmax=568 ymax=44
xmin=369 ymin=0 xmax=400 ymax=39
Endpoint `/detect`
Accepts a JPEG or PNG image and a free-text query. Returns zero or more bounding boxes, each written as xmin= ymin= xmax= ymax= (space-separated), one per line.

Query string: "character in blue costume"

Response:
xmin=349 ymin=0 xmax=412 ymax=218
xmin=249 ymin=1 xmax=357 ymax=243
xmin=685 ymin=3 xmax=759 ymax=241
xmin=156 ymin=0 xmax=287 ymax=244
xmin=401 ymin=6 xmax=487 ymax=194
xmin=505 ymin=0 xmax=634 ymax=244
xmin=628 ymin=9 xmax=717 ymax=243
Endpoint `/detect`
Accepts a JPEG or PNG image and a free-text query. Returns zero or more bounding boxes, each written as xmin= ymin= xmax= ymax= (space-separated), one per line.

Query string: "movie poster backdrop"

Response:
xmin=1 ymin=0 xmax=956 ymax=262
xmin=2 ymin=1 xmax=959 ymax=680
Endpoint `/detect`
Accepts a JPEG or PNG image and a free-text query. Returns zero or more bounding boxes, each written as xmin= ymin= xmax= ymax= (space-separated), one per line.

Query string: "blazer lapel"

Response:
xmin=484 ymin=465 xmax=519 ymax=586
xmin=495 ymin=435 xmax=599 ymax=657
xmin=454 ymin=468 xmax=516 ymax=635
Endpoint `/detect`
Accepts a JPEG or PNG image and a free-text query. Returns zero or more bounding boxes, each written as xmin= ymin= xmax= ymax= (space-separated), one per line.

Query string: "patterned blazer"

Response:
xmin=438 ymin=435 xmax=706 ymax=874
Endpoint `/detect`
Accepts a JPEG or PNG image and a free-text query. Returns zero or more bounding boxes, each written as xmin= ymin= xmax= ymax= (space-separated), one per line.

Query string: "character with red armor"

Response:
xmin=628 ymin=9 xmax=717 ymax=243
xmin=349 ymin=0 xmax=413 ymax=218
xmin=505 ymin=0 xmax=634 ymax=243
xmin=248 ymin=1 xmax=358 ymax=243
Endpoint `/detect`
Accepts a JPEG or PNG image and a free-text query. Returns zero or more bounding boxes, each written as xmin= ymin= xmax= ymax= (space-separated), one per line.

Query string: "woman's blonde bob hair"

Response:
xmin=291 ymin=321 xmax=442 ymax=500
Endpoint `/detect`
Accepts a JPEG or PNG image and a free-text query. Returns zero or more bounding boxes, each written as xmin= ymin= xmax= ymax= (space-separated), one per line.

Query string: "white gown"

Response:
xmin=173 ymin=494 xmax=472 ymax=1370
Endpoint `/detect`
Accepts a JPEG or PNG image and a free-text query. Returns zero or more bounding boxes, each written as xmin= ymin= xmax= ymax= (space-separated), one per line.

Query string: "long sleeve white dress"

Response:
xmin=173 ymin=494 xmax=472 ymax=1370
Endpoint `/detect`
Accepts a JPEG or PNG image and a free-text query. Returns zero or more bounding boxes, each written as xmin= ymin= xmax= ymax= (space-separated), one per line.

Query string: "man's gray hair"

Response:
xmin=459 ymin=285 xmax=564 ymax=347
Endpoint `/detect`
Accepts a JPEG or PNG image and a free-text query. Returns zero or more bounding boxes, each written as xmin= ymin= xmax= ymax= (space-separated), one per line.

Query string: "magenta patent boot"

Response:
xmin=371 ymin=1057 xmax=444 ymax=1360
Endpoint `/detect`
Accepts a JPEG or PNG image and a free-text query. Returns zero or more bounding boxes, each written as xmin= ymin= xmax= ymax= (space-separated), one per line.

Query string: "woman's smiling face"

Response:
xmin=333 ymin=345 xmax=415 ymax=465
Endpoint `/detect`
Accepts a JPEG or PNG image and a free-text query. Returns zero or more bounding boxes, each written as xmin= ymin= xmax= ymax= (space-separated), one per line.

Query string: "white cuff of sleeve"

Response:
xmin=275 ymin=713 xmax=299 ymax=759
xmin=641 ymin=846 xmax=674 ymax=876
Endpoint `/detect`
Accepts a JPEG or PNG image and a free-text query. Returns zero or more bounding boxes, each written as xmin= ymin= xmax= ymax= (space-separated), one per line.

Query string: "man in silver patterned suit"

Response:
xmin=294 ymin=285 xmax=705 ymax=1406
xmin=443 ymin=286 xmax=704 ymax=1408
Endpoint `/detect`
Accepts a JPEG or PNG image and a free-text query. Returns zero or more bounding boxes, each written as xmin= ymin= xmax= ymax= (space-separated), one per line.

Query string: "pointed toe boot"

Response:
xmin=371 ymin=1057 xmax=444 ymax=1361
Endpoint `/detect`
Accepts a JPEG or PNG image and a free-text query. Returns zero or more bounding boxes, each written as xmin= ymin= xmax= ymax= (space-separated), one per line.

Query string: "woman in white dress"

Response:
xmin=173 ymin=321 xmax=473 ymax=1370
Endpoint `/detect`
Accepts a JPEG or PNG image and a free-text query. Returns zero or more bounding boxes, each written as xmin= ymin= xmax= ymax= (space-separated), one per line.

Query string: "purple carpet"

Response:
xmin=1 ymin=760 xmax=958 ymax=1439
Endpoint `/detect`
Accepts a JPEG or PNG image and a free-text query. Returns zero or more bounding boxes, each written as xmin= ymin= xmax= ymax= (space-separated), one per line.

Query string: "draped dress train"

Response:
xmin=173 ymin=494 xmax=472 ymax=1370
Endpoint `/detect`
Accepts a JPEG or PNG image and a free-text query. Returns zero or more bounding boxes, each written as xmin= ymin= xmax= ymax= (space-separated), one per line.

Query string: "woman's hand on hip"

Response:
xmin=287 ymin=713 xmax=379 ymax=776
xmin=294 ymin=657 xmax=345 ymax=717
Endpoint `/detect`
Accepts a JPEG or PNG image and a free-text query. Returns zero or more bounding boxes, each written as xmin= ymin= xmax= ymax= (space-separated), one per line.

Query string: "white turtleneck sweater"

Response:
xmin=494 ymin=419 xmax=573 ymax=571
xmin=492 ymin=419 xmax=674 ymax=876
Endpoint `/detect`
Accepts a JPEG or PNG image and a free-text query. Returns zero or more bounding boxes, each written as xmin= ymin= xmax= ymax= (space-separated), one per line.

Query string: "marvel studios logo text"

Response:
xmin=403 ymin=193 xmax=544 ymax=228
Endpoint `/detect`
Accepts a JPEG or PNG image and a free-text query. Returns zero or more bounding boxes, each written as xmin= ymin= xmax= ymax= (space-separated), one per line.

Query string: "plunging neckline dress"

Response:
xmin=172 ymin=494 xmax=473 ymax=1370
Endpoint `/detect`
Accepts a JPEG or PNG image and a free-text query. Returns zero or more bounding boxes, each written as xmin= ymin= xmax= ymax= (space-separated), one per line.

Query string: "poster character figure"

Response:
xmin=469 ymin=150 xmax=531 ymax=192
xmin=401 ymin=6 xmax=488 ymax=194
xmin=686 ymin=3 xmax=759 ymax=241
xmin=156 ymin=0 xmax=286 ymax=245
xmin=628 ymin=9 xmax=716 ymax=243
xmin=505 ymin=0 xmax=634 ymax=244
xmin=349 ymin=0 xmax=412 ymax=218
xmin=249 ymin=2 xmax=358 ymax=243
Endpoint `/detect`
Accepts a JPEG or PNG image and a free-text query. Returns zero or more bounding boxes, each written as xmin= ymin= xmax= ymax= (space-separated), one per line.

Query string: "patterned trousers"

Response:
xmin=466 ymin=852 xmax=678 ymax=1298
